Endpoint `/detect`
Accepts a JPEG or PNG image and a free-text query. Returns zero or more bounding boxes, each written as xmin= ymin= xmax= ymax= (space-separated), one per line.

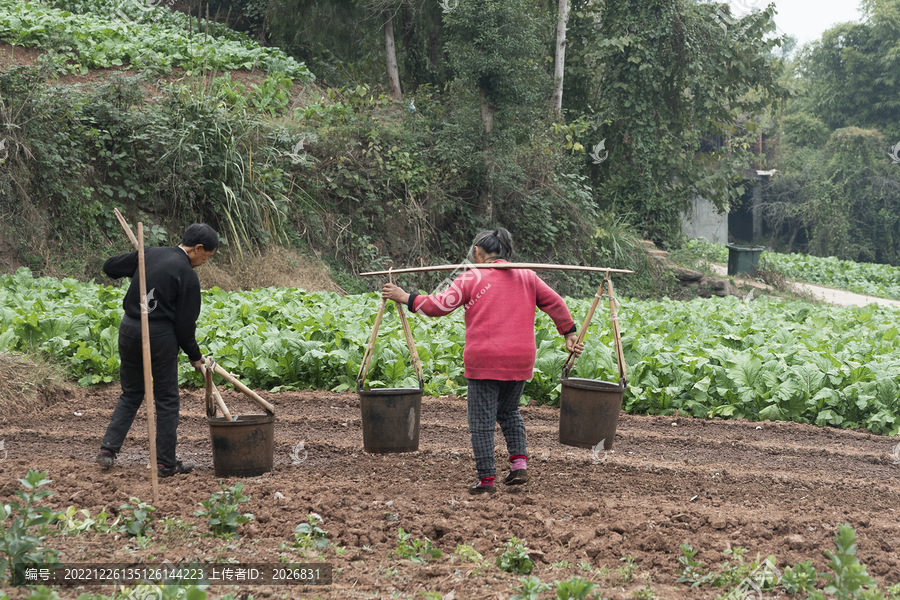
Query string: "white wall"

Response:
xmin=682 ymin=196 xmax=728 ymax=244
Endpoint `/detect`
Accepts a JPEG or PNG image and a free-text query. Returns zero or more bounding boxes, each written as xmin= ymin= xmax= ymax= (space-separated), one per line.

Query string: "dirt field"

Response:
xmin=2 ymin=384 xmax=900 ymax=599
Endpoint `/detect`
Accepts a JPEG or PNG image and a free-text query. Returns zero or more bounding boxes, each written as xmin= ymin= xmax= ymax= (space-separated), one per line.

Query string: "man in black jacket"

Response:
xmin=96 ymin=223 xmax=218 ymax=477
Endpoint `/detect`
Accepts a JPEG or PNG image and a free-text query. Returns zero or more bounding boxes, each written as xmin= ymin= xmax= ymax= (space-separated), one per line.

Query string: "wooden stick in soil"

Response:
xmin=137 ymin=224 xmax=160 ymax=504
xmin=211 ymin=363 xmax=275 ymax=415
xmin=113 ymin=209 xmax=159 ymax=503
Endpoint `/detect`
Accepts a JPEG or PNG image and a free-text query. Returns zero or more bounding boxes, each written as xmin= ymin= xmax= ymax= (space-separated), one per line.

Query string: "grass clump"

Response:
xmin=0 ymin=351 xmax=70 ymax=417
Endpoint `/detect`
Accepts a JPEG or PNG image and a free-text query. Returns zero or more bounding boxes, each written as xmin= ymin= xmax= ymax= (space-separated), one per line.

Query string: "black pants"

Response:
xmin=100 ymin=328 xmax=181 ymax=468
xmin=467 ymin=379 xmax=527 ymax=479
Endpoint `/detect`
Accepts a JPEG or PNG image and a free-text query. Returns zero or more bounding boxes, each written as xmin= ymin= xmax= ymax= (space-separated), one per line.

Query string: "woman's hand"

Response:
xmin=565 ymin=333 xmax=584 ymax=357
xmin=382 ymin=283 xmax=410 ymax=305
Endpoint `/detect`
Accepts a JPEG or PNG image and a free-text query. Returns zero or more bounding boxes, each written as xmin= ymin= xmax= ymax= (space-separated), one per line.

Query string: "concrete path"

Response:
xmin=709 ymin=264 xmax=900 ymax=309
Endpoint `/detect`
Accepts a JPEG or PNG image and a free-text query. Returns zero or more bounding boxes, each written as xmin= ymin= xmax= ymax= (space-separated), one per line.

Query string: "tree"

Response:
xmin=359 ymin=0 xmax=412 ymax=100
xmin=763 ymin=127 xmax=900 ymax=263
xmin=551 ymin=0 xmax=570 ymax=116
xmin=795 ymin=0 xmax=900 ymax=142
xmin=443 ymin=0 xmax=548 ymax=220
xmin=563 ymin=0 xmax=787 ymax=243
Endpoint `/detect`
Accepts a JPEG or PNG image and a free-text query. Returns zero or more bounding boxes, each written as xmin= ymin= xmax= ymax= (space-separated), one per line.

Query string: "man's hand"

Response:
xmin=382 ymin=283 xmax=410 ymax=305
xmin=190 ymin=356 xmax=206 ymax=371
xmin=565 ymin=333 xmax=584 ymax=357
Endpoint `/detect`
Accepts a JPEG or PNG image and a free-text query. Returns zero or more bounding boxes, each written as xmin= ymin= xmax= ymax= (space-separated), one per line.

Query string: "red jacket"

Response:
xmin=409 ymin=261 xmax=575 ymax=380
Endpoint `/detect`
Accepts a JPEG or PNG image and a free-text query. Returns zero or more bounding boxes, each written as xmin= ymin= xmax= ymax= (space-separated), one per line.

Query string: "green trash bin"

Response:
xmin=726 ymin=245 xmax=765 ymax=276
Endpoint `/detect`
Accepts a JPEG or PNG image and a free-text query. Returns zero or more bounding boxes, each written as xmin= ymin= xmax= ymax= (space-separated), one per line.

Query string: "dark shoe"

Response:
xmin=469 ymin=481 xmax=497 ymax=495
xmin=96 ymin=449 xmax=116 ymax=468
xmin=158 ymin=460 xmax=194 ymax=477
xmin=504 ymin=469 xmax=528 ymax=485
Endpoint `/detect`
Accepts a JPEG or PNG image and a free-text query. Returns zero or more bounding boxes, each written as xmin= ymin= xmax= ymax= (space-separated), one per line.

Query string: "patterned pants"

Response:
xmin=467 ymin=379 xmax=528 ymax=479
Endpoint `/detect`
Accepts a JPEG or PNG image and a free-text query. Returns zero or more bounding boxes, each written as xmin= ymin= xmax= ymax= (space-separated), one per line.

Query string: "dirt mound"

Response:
xmin=2 ymin=383 xmax=900 ymax=599
xmin=196 ymin=248 xmax=344 ymax=293
xmin=0 ymin=351 xmax=72 ymax=417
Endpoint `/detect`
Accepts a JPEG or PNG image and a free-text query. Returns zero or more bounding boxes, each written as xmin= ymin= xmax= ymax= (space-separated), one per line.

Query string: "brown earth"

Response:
xmin=2 ymin=383 xmax=900 ymax=599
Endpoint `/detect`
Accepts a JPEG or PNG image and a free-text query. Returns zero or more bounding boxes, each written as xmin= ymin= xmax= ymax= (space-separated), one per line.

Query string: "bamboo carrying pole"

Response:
xmin=360 ymin=263 xmax=634 ymax=277
xmin=112 ymin=209 xmax=159 ymax=504
xmin=395 ymin=302 xmax=425 ymax=386
xmin=562 ymin=279 xmax=606 ymax=376
xmin=358 ymin=298 xmax=387 ymax=388
xmin=607 ymin=278 xmax=628 ymax=384
xmin=211 ymin=363 xmax=275 ymax=415
xmin=201 ymin=363 xmax=234 ymax=422
xmin=562 ymin=276 xmax=627 ymax=386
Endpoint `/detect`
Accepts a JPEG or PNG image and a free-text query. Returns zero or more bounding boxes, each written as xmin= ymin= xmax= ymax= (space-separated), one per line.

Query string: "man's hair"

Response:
xmin=181 ymin=223 xmax=219 ymax=251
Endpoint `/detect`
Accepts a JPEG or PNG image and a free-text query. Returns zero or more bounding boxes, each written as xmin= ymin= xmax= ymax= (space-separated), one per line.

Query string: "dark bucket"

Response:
xmin=358 ymin=387 xmax=422 ymax=453
xmin=559 ymin=377 xmax=625 ymax=450
xmin=208 ymin=413 xmax=276 ymax=477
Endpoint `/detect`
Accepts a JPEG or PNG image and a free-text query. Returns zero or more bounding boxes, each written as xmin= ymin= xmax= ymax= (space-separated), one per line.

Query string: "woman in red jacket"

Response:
xmin=382 ymin=228 xmax=583 ymax=495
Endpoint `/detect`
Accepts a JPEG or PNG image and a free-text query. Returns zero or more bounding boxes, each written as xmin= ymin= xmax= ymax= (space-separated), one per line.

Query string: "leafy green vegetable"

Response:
xmin=0 ymin=0 xmax=313 ymax=80
xmin=2 ymin=267 xmax=899 ymax=435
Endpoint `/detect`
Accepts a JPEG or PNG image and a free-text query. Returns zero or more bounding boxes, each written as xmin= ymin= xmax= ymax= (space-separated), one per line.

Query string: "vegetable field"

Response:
xmin=681 ymin=239 xmax=900 ymax=301
xmin=1 ymin=267 xmax=899 ymax=435
xmin=0 ymin=0 xmax=312 ymax=78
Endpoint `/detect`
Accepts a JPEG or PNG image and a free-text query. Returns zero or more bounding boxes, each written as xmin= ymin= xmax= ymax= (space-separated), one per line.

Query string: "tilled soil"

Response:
xmin=2 ymin=384 xmax=900 ymax=599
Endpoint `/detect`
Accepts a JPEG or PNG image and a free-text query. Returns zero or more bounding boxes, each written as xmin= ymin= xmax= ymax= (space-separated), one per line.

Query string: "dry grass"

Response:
xmin=196 ymin=247 xmax=346 ymax=293
xmin=0 ymin=351 xmax=72 ymax=416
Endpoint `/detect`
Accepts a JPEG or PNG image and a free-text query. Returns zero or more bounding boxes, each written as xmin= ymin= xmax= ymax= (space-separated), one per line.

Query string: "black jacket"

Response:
xmin=103 ymin=246 xmax=203 ymax=361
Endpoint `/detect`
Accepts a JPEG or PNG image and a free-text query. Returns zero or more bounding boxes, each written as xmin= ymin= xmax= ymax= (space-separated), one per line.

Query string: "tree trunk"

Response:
xmin=551 ymin=0 xmax=569 ymax=116
xmin=384 ymin=12 xmax=402 ymax=101
xmin=479 ymin=87 xmax=495 ymax=136
xmin=479 ymin=87 xmax=496 ymax=221
xmin=402 ymin=3 xmax=419 ymax=92
xmin=787 ymin=225 xmax=800 ymax=254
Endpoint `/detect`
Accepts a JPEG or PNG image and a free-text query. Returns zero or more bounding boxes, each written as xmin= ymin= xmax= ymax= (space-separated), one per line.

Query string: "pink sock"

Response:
xmin=510 ymin=456 xmax=527 ymax=471
xmin=478 ymin=476 xmax=496 ymax=487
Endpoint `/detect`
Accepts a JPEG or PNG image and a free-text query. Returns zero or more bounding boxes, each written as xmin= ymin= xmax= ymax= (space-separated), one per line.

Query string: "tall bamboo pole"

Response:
xmin=113 ymin=209 xmax=159 ymax=504
xmin=137 ymin=224 xmax=159 ymax=504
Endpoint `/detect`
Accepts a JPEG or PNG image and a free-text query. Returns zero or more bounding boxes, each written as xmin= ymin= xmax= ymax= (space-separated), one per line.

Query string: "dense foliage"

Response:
xmin=2 ymin=268 xmax=898 ymax=435
xmin=760 ymin=0 xmax=900 ymax=265
xmin=793 ymin=0 xmax=900 ymax=142
xmin=564 ymin=0 xmax=787 ymax=242
xmin=0 ymin=68 xmax=301 ymax=265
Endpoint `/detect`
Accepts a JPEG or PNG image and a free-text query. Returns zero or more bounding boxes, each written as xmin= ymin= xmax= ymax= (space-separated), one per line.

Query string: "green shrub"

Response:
xmin=496 ymin=537 xmax=534 ymax=575
xmin=0 ymin=471 xmax=63 ymax=586
xmin=293 ymin=513 xmax=329 ymax=550
xmin=393 ymin=528 xmax=442 ymax=564
xmin=118 ymin=497 xmax=157 ymax=538
xmin=194 ymin=482 xmax=254 ymax=538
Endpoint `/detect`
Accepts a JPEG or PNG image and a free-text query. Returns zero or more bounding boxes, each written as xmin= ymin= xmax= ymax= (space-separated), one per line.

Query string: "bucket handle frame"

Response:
xmin=562 ymin=274 xmax=627 ymax=387
xmin=357 ymin=272 xmax=425 ymax=393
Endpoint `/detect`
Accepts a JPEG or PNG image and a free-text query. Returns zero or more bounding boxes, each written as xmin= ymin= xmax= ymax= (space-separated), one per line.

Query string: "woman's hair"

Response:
xmin=471 ymin=227 xmax=514 ymax=260
xmin=181 ymin=223 xmax=219 ymax=251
